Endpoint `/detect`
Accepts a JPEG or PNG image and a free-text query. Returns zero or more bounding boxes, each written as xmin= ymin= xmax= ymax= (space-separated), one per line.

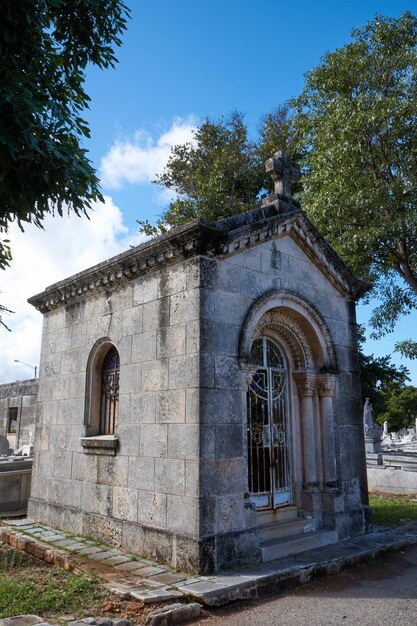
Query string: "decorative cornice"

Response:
xmin=28 ymin=220 xmax=225 ymax=313
xmin=0 ymin=378 xmax=39 ymax=397
xmin=28 ymin=204 xmax=369 ymax=314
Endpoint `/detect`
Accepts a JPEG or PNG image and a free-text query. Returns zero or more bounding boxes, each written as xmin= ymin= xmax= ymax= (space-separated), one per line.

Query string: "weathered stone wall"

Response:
xmin=0 ymin=379 xmax=38 ymax=450
xmin=197 ymin=235 xmax=368 ymax=570
xmin=367 ymin=453 xmax=417 ymax=495
xmin=27 ymin=209 xmax=369 ymax=574
xmin=28 ymin=259 xmax=203 ymax=571
xmin=0 ymin=459 xmax=32 ymax=513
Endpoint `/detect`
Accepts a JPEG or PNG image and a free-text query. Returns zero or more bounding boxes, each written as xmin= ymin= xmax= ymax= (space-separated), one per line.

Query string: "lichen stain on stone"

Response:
xmin=104 ymin=291 xmax=113 ymax=316
xmin=270 ymin=241 xmax=281 ymax=270
xmin=65 ymin=300 xmax=86 ymax=325
xmin=157 ymin=270 xmax=170 ymax=357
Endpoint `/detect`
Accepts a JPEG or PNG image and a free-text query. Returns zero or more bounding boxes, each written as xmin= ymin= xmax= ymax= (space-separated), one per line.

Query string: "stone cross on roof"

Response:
xmin=265 ymin=150 xmax=300 ymax=200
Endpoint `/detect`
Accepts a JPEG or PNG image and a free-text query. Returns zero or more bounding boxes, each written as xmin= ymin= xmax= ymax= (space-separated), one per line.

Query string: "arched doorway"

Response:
xmin=241 ymin=290 xmax=338 ymax=521
xmin=247 ymin=336 xmax=291 ymax=509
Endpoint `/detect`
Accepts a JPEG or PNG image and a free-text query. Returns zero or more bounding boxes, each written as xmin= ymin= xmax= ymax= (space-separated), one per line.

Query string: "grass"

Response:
xmin=369 ymin=493 xmax=417 ymax=527
xmin=0 ymin=544 xmax=105 ymax=620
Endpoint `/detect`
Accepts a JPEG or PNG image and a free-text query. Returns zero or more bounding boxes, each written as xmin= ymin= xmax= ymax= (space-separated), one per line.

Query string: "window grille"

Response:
xmin=99 ymin=347 xmax=120 ymax=435
xmin=247 ymin=336 xmax=291 ymax=509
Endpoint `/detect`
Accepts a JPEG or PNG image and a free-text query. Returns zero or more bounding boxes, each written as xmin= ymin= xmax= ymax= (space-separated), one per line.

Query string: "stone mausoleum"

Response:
xmin=0 ymin=379 xmax=38 ymax=451
xmin=27 ymin=153 xmax=370 ymax=573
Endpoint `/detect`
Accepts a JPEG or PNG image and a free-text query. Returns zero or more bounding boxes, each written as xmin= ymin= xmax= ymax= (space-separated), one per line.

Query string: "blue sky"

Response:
xmin=2 ymin=0 xmax=417 ymax=383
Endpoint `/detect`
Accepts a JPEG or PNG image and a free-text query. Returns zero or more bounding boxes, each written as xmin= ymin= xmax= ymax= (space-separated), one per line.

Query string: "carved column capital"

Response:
xmin=316 ymin=374 xmax=337 ymax=397
xmin=293 ymin=373 xmax=316 ymax=397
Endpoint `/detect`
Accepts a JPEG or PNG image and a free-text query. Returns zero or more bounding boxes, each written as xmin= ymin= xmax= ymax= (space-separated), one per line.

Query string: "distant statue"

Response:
xmin=363 ymin=398 xmax=382 ymax=452
xmin=363 ymin=398 xmax=374 ymax=430
xmin=383 ymin=421 xmax=388 ymax=437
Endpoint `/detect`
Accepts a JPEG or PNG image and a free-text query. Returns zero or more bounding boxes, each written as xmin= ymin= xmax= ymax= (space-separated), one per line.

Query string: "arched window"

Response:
xmin=84 ymin=339 xmax=120 ymax=437
xmin=100 ymin=347 xmax=120 ymax=435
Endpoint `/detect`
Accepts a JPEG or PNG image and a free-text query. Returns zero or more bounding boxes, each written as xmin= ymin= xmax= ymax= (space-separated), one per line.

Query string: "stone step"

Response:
xmin=257 ymin=505 xmax=298 ymax=525
xmin=260 ymin=529 xmax=339 ymax=562
xmin=259 ymin=518 xmax=312 ymax=542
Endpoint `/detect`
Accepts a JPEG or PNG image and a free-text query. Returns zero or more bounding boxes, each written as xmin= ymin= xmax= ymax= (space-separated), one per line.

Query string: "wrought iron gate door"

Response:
xmin=247 ymin=337 xmax=291 ymax=509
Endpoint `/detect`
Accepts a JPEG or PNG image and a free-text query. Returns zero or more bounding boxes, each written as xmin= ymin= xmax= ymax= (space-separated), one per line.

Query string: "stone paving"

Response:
xmin=1 ymin=518 xmax=190 ymax=604
xmin=3 ymin=518 xmax=417 ymax=607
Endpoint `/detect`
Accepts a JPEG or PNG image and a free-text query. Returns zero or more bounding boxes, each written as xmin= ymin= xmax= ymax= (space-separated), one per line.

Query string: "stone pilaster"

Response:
xmin=294 ymin=374 xmax=319 ymax=492
xmin=317 ymin=375 xmax=339 ymax=492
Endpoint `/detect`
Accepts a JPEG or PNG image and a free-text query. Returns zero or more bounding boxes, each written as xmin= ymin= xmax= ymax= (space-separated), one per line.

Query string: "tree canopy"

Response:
xmin=380 ymin=386 xmax=417 ymax=431
xmin=152 ymin=12 xmax=417 ymax=355
xmin=140 ymin=112 xmax=264 ymax=236
xmin=292 ymin=11 xmax=417 ymax=343
xmin=0 ymin=0 xmax=129 ymax=266
xmin=142 ymin=106 xmax=300 ymax=236
xmin=358 ymin=326 xmax=417 ymax=430
xmin=359 ymin=348 xmax=410 ymax=427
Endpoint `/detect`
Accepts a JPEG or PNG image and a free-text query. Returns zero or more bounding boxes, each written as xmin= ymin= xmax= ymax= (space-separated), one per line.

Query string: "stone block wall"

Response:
xmin=27 ymin=210 xmax=369 ymax=574
xmin=367 ymin=453 xmax=417 ymax=496
xmin=0 ymin=379 xmax=38 ymax=450
xmin=196 ymin=235 xmax=368 ymax=568
xmin=29 ymin=258 xmax=206 ymax=571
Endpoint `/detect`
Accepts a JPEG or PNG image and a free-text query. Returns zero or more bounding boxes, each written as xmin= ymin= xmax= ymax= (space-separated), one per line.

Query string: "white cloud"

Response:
xmin=0 ymin=116 xmax=198 ymax=384
xmin=100 ymin=117 xmax=197 ymax=190
xmin=0 ymin=196 xmax=147 ymax=384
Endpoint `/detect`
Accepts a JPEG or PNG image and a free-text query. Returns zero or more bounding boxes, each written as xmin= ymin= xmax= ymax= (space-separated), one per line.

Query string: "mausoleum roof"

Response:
xmin=28 ymin=203 xmax=369 ymax=313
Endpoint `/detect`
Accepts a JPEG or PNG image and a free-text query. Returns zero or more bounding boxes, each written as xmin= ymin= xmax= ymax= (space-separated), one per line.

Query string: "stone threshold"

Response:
xmin=2 ymin=519 xmax=417 ymax=608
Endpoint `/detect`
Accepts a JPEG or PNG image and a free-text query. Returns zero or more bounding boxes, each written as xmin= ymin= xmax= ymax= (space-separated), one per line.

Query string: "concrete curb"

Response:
xmin=176 ymin=524 xmax=417 ymax=606
xmin=144 ymin=603 xmax=202 ymax=626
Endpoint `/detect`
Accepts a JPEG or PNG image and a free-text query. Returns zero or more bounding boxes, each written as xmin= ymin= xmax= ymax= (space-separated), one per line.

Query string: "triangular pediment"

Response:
xmin=217 ymin=208 xmax=368 ymax=299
